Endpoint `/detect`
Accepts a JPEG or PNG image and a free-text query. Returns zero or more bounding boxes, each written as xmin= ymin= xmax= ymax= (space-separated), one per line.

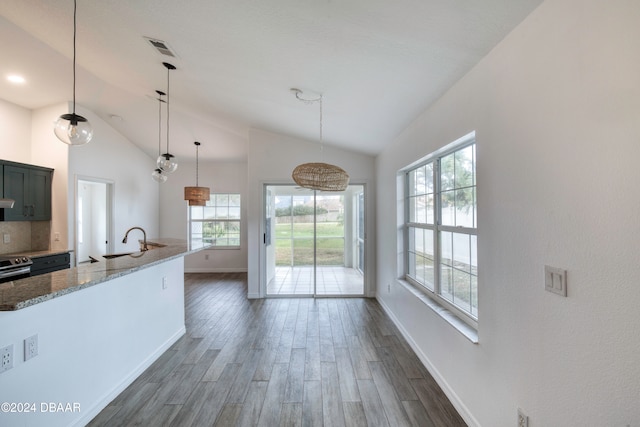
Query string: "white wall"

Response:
xmin=247 ymin=128 xmax=376 ymax=298
xmin=0 ymin=98 xmax=31 ymax=163
xmin=65 ymin=105 xmax=160 ymax=255
xmin=375 ymin=0 xmax=640 ymax=426
xmin=159 ymin=160 xmax=249 ymax=272
xmin=0 ymin=258 xmax=185 ymax=427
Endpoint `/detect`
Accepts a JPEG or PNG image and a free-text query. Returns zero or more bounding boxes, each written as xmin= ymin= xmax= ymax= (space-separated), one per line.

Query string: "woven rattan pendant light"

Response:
xmin=184 ymin=141 xmax=210 ymax=206
xmin=291 ymin=89 xmax=349 ymax=192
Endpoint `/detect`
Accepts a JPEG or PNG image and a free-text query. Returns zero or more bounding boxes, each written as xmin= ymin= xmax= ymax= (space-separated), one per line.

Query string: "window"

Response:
xmin=405 ymin=136 xmax=477 ymax=323
xmin=189 ymin=193 xmax=241 ymax=247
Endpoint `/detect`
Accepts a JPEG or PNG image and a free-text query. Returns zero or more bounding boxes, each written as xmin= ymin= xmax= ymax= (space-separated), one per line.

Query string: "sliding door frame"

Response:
xmin=260 ymin=182 xmax=369 ymax=298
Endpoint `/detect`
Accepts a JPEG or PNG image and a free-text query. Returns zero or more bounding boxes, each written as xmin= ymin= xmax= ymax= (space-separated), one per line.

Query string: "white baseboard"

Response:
xmin=184 ymin=267 xmax=248 ymax=273
xmin=376 ymin=298 xmax=480 ymax=427
xmin=73 ymin=326 xmax=186 ymax=427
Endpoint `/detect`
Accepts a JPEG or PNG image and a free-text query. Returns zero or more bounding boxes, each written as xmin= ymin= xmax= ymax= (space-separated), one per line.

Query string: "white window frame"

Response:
xmin=403 ymin=132 xmax=477 ymax=328
xmin=189 ymin=193 xmax=241 ymax=249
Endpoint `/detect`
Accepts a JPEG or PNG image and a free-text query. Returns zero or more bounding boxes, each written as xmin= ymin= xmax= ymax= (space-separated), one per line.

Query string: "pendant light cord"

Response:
xmin=292 ymin=89 xmax=324 ymax=161
xmin=157 ymin=93 xmax=163 ymax=156
xmin=319 ymin=95 xmax=323 ymax=162
xmin=72 ymin=0 xmax=77 ymax=115
xmin=196 ymin=143 xmax=199 ymax=186
xmin=166 ymin=66 xmax=170 ymax=154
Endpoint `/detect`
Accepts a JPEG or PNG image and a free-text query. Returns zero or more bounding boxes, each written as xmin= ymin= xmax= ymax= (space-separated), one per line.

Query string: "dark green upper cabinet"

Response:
xmin=1 ymin=161 xmax=53 ymax=221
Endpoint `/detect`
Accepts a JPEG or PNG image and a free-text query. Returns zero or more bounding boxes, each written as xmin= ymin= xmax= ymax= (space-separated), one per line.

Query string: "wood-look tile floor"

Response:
xmin=89 ymin=273 xmax=466 ymax=427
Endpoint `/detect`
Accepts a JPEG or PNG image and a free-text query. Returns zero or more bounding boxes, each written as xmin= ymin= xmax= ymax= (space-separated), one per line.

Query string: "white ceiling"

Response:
xmin=0 ymin=0 xmax=542 ymax=161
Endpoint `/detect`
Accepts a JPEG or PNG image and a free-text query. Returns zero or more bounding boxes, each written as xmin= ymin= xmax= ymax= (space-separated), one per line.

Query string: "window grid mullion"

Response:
xmin=434 ymin=159 xmax=441 ymax=296
xmin=438 ymin=225 xmax=477 ymax=235
xmin=404 ymin=171 xmax=410 ymax=278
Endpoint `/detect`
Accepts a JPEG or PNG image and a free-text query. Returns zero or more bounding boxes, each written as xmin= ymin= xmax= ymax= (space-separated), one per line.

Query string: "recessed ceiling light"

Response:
xmin=7 ymin=75 xmax=26 ymax=84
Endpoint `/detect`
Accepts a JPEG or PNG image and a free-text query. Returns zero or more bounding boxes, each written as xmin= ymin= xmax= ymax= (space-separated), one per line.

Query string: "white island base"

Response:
xmin=0 ymin=257 xmax=185 ymax=427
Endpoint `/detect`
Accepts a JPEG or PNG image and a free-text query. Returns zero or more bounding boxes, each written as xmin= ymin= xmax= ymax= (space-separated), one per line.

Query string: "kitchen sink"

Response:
xmin=142 ymin=242 xmax=167 ymax=250
xmin=102 ymin=252 xmax=136 ymax=259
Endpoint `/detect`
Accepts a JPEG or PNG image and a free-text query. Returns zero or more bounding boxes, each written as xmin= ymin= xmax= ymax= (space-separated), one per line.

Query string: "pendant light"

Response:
xmin=53 ymin=0 xmax=93 ymax=146
xmin=291 ymin=88 xmax=349 ymax=191
xmin=184 ymin=142 xmax=210 ymax=206
xmin=157 ymin=62 xmax=178 ymax=173
xmin=151 ymin=90 xmax=168 ymax=183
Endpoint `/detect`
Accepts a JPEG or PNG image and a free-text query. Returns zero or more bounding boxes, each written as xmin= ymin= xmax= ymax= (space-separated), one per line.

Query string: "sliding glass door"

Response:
xmin=265 ymin=184 xmax=365 ymax=296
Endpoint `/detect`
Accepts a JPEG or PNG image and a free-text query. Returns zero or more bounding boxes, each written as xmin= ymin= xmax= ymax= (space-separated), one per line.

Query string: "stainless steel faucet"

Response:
xmin=122 ymin=227 xmax=148 ymax=251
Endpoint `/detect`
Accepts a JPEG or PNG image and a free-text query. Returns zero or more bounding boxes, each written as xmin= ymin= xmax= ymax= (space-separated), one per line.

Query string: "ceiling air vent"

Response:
xmin=144 ymin=37 xmax=177 ymax=57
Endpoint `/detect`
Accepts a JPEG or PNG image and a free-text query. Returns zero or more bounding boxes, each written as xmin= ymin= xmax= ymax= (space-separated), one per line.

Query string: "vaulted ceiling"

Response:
xmin=0 ymin=0 xmax=542 ymax=161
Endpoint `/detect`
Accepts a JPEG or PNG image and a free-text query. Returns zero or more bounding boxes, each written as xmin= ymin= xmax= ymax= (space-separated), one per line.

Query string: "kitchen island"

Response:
xmin=0 ymin=238 xmax=205 ymax=311
xmin=0 ymin=238 xmax=207 ymax=427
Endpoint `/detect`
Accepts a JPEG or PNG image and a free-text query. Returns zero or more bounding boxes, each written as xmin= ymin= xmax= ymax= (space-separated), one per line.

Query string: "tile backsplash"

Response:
xmin=0 ymin=221 xmax=51 ymax=255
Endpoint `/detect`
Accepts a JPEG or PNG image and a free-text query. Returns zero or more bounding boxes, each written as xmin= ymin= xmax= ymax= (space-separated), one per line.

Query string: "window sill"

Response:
xmin=397 ymin=279 xmax=478 ymax=344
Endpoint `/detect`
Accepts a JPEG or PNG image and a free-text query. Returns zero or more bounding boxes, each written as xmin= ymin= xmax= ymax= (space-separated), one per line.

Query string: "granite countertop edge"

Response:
xmin=0 ymin=238 xmax=209 ymax=311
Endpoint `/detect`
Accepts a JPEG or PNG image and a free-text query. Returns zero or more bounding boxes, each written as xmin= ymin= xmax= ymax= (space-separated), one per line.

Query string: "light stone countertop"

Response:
xmin=0 ymin=238 xmax=209 ymax=311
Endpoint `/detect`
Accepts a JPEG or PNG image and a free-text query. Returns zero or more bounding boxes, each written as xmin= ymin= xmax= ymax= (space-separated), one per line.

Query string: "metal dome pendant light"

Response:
xmin=53 ymin=0 xmax=93 ymax=146
xmin=291 ymin=88 xmax=349 ymax=192
xmin=151 ymin=90 xmax=168 ymax=183
xmin=184 ymin=141 xmax=210 ymax=206
xmin=157 ymin=62 xmax=178 ymax=173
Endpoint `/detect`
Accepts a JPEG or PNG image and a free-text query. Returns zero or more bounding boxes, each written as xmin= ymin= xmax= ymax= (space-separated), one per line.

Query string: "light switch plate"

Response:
xmin=545 ymin=265 xmax=567 ymax=297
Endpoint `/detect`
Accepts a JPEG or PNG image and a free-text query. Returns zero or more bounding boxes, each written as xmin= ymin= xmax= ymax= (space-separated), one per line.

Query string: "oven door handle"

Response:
xmin=0 ymin=266 xmax=32 ymax=279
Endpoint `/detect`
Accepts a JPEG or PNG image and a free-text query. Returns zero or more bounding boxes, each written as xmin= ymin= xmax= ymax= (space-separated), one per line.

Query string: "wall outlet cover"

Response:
xmin=1 ymin=344 xmax=13 ymax=373
xmin=517 ymin=408 xmax=529 ymax=427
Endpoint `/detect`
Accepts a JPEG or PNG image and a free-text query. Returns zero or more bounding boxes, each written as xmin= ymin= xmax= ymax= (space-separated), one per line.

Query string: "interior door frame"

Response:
xmin=74 ymin=175 xmax=115 ymax=266
xmin=260 ymin=182 xmax=368 ymax=298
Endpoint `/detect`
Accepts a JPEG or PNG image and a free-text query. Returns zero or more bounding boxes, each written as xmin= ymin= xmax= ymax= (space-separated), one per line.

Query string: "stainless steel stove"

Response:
xmin=0 ymin=256 xmax=33 ymax=283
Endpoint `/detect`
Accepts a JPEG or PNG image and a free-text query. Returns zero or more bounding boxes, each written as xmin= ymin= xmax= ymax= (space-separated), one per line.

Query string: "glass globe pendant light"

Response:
xmin=54 ymin=0 xmax=93 ymax=146
xmin=157 ymin=62 xmax=178 ymax=173
xmin=151 ymin=90 xmax=167 ymax=183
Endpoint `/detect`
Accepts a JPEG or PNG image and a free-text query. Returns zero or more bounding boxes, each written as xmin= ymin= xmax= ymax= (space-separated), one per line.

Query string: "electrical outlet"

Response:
xmin=517 ymin=408 xmax=529 ymax=427
xmin=3 ymin=233 xmax=10 ymax=244
xmin=205 ymin=253 xmax=209 ymax=260
xmin=54 ymin=232 xmax=60 ymax=242
xmin=162 ymin=277 xmax=168 ymax=290
xmin=1 ymin=344 xmax=14 ymax=373
xmin=24 ymin=335 xmax=38 ymax=361
xmin=387 ymin=283 xmax=391 ymax=293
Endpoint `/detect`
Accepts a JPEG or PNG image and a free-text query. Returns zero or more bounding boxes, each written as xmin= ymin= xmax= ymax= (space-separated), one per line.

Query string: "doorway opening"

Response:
xmin=75 ymin=177 xmax=114 ymax=265
xmin=264 ymin=184 xmax=365 ymax=296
